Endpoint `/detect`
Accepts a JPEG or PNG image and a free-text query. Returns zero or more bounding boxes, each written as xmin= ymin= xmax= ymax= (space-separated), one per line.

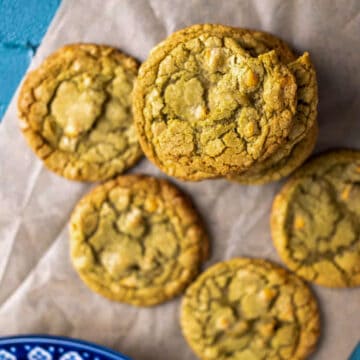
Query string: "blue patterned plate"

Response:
xmin=0 ymin=335 xmax=132 ymax=360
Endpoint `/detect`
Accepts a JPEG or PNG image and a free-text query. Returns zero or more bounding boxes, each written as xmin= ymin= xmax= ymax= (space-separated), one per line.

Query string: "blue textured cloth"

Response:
xmin=0 ymin=0 xmax=60 ymax=119
xmin=350 ymin=343 xmax=360 ymax=360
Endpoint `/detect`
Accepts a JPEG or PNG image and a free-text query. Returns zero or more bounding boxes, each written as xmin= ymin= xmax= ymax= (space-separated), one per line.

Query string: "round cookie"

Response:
xmin=271 ymin=150 xmax=360 ymax=287
xmin=181 ymin=258 xmax=320 ymax=360
xmin=229 ymin=121 xmax=318 ymax=185
xmin=18 ymin=44 xmax=142 ymax=181
xmin=133 ymin=24 xmax=303 ymax=181
xmin=229 ymin=52 xmax=318 ymax=185
xmin=70 ymin=174 xmax=209 ymax=306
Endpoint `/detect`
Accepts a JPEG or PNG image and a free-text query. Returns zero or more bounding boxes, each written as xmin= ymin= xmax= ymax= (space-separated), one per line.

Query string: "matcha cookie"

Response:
xmin=271 ymin=150 xmax=360 ymax=287
xmin=18 ymin=44 xmax=142 ymax=181
xmin=229 ymin=53 xmax=318 ymax=184
xmin=133 ymin=24 xmax=315 ymax=181
xmin=70 ymin=175 xmax=209 ymax=306
xmin=181 ymin=258 xmax=320 ymax=360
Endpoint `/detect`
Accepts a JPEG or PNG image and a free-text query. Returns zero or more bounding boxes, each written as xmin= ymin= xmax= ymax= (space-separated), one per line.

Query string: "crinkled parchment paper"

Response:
xmin=0 ymin=0 xmax=359 ymax=359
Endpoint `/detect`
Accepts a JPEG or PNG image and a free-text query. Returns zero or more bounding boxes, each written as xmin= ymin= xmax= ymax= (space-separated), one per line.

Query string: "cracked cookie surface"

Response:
xmin=18 ymin=44 xmax=142 ymax=181
xmin=70 ymin=175 xmax=209 ymax=306
xmin=271 ymin=150 xmax=360 ymax=287
xmin=181 ymin=258 xmax=320 ymax=360
xmin=229 ymin=53 xmax=318 ymax=184
xmin=133 ymin=24 xmax=301 ymax=180
xmin=229 ymin=122 xmax=318 ymax=185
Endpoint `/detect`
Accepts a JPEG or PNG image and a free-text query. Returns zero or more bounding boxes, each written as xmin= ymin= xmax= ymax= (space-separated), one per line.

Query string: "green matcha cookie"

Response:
xmin=229 ymin=53 xmax=318 ymax=184
xmin=181 ymin=258 xmax=320 ymax=360
xmin=70 ymin=175 xmax=209 ymax=306
xmin=133 ymin=24 xmax=313 ymax=181
xmin=18 ymin=44 xmax=142 ymax=181
xmin=271 ymin=150 xmax=360 ymax=287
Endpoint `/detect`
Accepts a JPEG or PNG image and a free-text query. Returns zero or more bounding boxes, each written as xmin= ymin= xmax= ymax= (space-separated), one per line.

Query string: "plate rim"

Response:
xmin=0 ymin=334 xmax=132 ymax=360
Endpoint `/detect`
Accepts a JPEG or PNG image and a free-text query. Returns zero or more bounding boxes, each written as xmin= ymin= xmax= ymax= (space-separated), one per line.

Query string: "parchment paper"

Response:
xmin=0 ymin=0 xmax=359 ymax=359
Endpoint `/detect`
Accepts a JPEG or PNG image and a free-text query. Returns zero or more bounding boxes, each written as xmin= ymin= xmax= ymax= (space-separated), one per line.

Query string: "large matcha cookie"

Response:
xmin=181 ymin=258 xmax=320 ymax=360
xmin=229 ymin=53 xmax=318 ymax=184
xmin=271 ymin=150 xmax=360 ymax=287
xmin=18 ymin=44 xmax=142 ymax=181
xmin=70 ymin=175 xmax=209 ymax=306
xmin=133 ymin=24 xmax=310 ymax=181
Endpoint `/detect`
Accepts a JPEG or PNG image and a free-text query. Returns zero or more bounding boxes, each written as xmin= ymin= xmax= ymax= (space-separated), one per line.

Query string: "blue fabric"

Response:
xmin=350 ymin=343 xmax=360 ymax=360
xmin=0 ymin=0 xmax=60 ymax=119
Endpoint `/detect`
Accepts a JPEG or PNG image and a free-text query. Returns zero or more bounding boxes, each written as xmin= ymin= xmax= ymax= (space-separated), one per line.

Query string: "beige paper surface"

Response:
xmin=0 ymin=0 xmax=359 ymax=359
